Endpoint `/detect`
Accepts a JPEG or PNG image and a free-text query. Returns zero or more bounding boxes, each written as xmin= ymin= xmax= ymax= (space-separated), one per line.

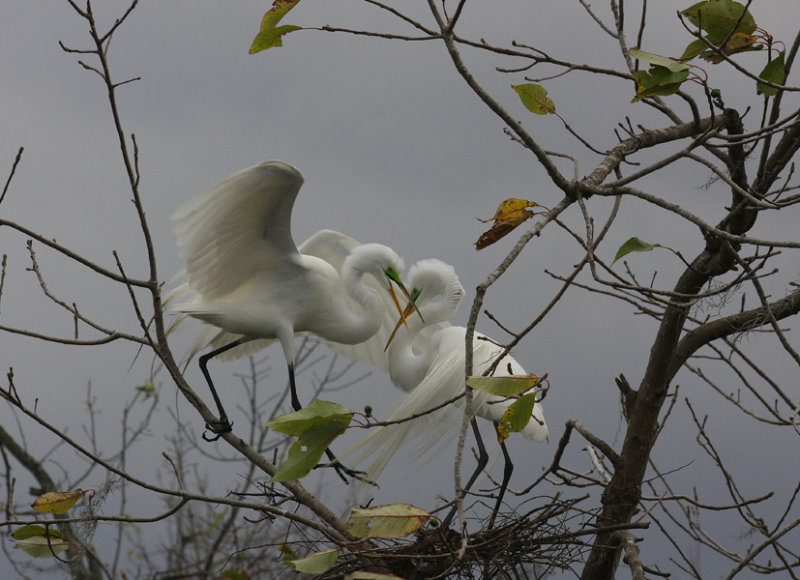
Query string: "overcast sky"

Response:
xmin=2 ymin=1 xmax=799 ymax=576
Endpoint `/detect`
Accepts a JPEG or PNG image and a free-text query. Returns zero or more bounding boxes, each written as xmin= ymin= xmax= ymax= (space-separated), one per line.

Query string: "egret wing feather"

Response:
xmin=172 ymin=161 xmax=304 ymax=300
xmin=344 ymin=327 xmax=549 ymax=483
xmin=344 ymin=348 xmax=469 ymax=483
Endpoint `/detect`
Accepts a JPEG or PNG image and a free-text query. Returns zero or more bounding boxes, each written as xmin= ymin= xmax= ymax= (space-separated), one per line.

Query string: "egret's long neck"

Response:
xmin=338 ymin=266 xmax=384 ymax=343
xmin=387 ymin=285 xmax=461 ymax=392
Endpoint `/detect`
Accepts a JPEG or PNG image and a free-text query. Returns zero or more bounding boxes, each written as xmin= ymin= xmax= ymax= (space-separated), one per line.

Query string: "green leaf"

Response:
xmin=271 ymin=422 xmax=350 ymax=481
xmin=466 ymin=375 xmax=541 ymax=397
xmin=512 ymin=84 xmax=556 ymax=115
xmin=267 ymin=401 xmax=352 ymax=481
xmin=136 ymin=379 xmax=156 ymax=396
xmin=679 ymin=38 xmax=711 ymax=61
xmin=12 ymin=525 xmax=58 ymax=541
xmin=496 ymin=392 xmax=538 ymax=444
xmin=266 ymin=400 xmax=352 ymax=435
xmin=278 ymin=541 xmax=298 ymax=561
xmin=631 ymin=48 xmax=691 ymax=74
xmin=631 ymin=66 xmax=690 ymax=102
xmin=249 ymin=0 xmax=303 ymax=54
xmin=757 ymin=52 xmax=786 ymax=97
xmin=12 ymin=526 xmax=72 ymax=559
xmin=288 ymin=548 xmax=339 ymax=574
xmin=681 ymin=0 xmax=756 ymax=45
xmin=347 ymin=504 xmax=431 ymax=539
xmin=347 ymin=572 xmax=408 ymax=579
xmin=613 ymin=237 xmax=661 ymax=263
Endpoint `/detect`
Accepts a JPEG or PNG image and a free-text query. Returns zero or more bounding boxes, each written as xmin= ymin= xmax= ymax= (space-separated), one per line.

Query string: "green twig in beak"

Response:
xmin=383 ymin=267 xmax=424 ymax=338
xmin=385 ymin=286 xmax=422 ymax=351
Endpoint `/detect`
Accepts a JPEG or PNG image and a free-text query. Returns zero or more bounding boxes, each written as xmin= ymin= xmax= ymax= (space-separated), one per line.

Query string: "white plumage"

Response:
xmin=167 ymin=161 xmax=414 ymax=439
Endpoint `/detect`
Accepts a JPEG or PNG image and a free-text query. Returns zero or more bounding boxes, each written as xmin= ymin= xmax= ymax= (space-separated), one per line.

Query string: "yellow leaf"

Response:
xmin=708 ymin=31 xmax=757 ymax=63
xmin=31 ymin=489 xmax=88 ymax=515
xmin=476 ymin=198 xmax=546 ymax=250
xmin=288 ymin=548 xmax=339 ymax=574
xmin=479 ymin=198 xmax=540 ymax=225
xmin=466 ymin=374 xmax=541 ymax=397
xmin=249 ymin=0 xmax=303 ymax=54
xmin=348 ymin=504 xmax=431 ymax=539
xmin=496 ymin=392 xmax=539 ymax=445
xmin=278 ymin=541 xmax=298 ymax=560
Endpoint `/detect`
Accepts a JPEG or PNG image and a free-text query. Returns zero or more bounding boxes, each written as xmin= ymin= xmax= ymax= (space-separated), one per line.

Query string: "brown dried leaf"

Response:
xmin=476 ymin=198 xmax=544 ymax=250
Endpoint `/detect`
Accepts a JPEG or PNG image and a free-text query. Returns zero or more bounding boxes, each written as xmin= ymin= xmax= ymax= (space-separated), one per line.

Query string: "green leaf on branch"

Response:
xmin=631 ymin=66 xmax=690 ymax=101
xmin=631 ymin=48 xmax=691 ymax=74
xmin=512 ymin=84 xmax=555 ymax=115
xmin=613 ymin=237 xmax=661 ymax=263
xmin=630 ymin=49 xmax=691 ymax=102
xmin=249 ymin=0 xmax=302 ymax=54
xmin=680 ymin=0 xmax=759 ymax=62
xmin=496 ymin=392 xmax=539 ymax=444
xmin=681 ymin=0 xmax=756 ymax=44
xmin=267 ymin=399 xmax=352 ymax=435
xmin=12 ymin=526 xmax=72 ymax=559
xmin=287 ymin=548 xmax=339 ymax=574
xmin=347 ymin=504 xmax=432 ymax=539
xmin=631 ymin=66 xmax=690 ymax=102
xmin=266 ymin=400 xmax=352 ymax=481
xmin=680 ymin=38 xmax=711 ymax=61
xmin=466 ymin=374 xmax=541 ymax=397
xmin=757 ymin=52 xmax=786 ymax=96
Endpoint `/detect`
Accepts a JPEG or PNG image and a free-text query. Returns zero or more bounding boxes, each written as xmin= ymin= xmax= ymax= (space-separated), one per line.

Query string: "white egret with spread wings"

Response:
xmin=168 ymin=162 xmax=418 ymax=473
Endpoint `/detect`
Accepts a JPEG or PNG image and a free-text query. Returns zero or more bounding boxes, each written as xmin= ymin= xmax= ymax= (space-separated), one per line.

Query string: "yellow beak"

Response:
xmin=384 ymin=286 xmax=423 ymax=351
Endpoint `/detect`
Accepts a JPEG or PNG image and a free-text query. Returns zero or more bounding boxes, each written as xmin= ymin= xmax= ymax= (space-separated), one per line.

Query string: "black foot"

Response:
xmin=202 ymin=417 xmax=233 ymax=442
xmin=314 ymin=460 xmax=376 ymax=487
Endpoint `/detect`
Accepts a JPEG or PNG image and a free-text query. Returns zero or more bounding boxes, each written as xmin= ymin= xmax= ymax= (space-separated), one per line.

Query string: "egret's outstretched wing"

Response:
xmin=164 ymin=277 xmax=276 ymax=366
xmin=172 ymin=161 xmax=304 ymax=300
xmin=299 ymin=229 xmax=397 ymax=373
xmin=298 ymin=229 xmax=360 ymax=271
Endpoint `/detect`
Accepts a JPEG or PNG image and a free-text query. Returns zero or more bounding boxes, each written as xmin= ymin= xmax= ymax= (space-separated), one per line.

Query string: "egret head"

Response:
xmin=384 ymin=259 xmax=463 ymax=351
xmin=381 ymin=264 xmax=424 ymax=329
xmin=343 ymin=244 xmax=423 ymax=327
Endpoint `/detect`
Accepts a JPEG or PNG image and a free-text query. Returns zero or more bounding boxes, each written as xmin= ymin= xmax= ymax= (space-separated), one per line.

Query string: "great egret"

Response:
xmin=312 ymin=242 xmax=549 ymax=520
xmin=345 ymin=260 xmax=548 ymax=504
xmin=168 ymin=161 xmax=418 ymax=458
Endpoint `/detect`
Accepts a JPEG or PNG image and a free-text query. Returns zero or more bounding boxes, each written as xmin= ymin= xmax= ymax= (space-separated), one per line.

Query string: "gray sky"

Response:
xmin=2 ymin=1 xmax=799 ymax=576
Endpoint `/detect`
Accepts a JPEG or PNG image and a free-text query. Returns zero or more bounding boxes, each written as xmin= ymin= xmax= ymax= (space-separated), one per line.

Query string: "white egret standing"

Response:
xmin=305 ymin=239 xmax=549 ymax=518
xmin=344 ymin=259 xmax=548 ymax=523
xmin=168 ymin=162 xmax=418 ymax=465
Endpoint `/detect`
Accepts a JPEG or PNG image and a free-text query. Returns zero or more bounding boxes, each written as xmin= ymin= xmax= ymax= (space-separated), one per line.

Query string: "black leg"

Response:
xmin=442 ymin=418 xmax=489 ymax=528
xmin=488 ymin=436 xmax=514 ymax=529
xmin=198 ymin=339 xmax=243 ymax=441
xmin=287 ymin=361 xmax=302 ymax=412
xmin=287 ymin=361 xmax=367 ymax=484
